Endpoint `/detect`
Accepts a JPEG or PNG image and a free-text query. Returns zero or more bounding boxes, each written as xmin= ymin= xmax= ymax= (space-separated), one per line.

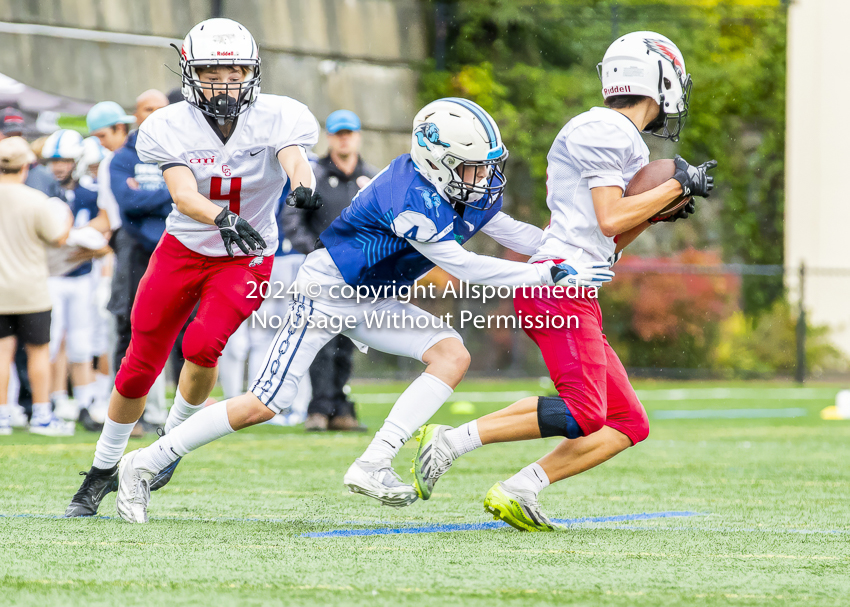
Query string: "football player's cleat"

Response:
xmin=78 ymin=408 xmax=104 ymax=432
xmin=148 ymin=428 xmax=181 ymax=492
xmin=116 ymin=449 xmax=153 ymax=524
xmin=29 ymin=416 xmax=75 ymax=437
xmin=65 ymin=465 xmax=119 ymax=517
xmin=343 ymin=458 xmax=418 ymax=508
xmin=412 ymin=424 xmax=458 ymax=500
xmin=150 ymin=457 xmax=181 ymax=492
xmin=53 ymin=398 xmax=80 ymax=422
xmin=483 ymin=482 xmax=561 ymax=532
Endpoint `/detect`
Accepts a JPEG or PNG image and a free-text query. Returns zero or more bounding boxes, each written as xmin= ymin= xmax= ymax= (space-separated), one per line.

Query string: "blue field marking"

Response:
xmin=301 ymin=511 xmax=706 ymax=538
xmin=652 ymin=408 xmax=808 ymax=420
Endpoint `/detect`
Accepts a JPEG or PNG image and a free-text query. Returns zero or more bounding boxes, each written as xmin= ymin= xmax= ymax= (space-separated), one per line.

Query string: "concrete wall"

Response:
xmin=0 ymin=0 xmax=426 ymax=166
xmin=786 ymin=0 xmax=850 ymax=357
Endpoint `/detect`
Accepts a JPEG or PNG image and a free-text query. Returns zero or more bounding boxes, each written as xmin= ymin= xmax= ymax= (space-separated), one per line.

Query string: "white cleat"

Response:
xmin=343 ymin=458 xmax=418 ymax=508
xmin=0 ymin=417 xmax=11 ymax=436
xmin=29 ymin=416 xmax=75 ymax=437
xmin=116 ymin=449 xmax=154 ymax=523
xmin=54 ymin=398 xmax=80 ymax=422
xmin=10 ymin=404 xmax=29 ymax=428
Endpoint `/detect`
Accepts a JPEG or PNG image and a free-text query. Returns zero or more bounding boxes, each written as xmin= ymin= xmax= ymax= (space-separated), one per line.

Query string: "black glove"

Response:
xmin=652 ymin=199 xmax=696 ymax=224
xmin=672 ymin=155 xmax=717 ymax=198
xmin=285 ymin=185 xmax=323 ymax=210
xmin=214 ymin=208 xmax=267 ymax=257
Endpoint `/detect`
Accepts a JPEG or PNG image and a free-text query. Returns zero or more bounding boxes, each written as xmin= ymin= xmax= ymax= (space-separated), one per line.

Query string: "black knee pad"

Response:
xmin=537 ymin=396 xmax=584 ymax=439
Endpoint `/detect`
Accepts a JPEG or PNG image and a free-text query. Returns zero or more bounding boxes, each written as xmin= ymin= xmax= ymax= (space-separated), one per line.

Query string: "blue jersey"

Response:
xmin=320 ymin=154 xmax=502 ymax=287
xmin=65 ymin=183 xmax=100 ymax=278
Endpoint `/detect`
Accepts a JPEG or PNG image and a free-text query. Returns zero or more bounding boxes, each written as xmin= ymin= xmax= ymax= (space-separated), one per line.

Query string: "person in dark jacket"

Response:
xmin=283 ymin=110 xmax=377 ymax=432
xmin=101 ymin=91 xmax=171 ymax=432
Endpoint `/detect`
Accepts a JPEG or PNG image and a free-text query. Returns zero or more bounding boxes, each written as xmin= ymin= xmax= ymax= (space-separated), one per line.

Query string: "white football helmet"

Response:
xmin=73 ymin=136 xmax=106 ymax=183
xmin=597 ymin=31 xmax=691 ymax=141
xmin=410 ymin=98 xmax=508 ymax=210
xmin=42 ymin=129 xmax=85 ymax=161
xmin=174 ymin=18 xmax=261 ymax=124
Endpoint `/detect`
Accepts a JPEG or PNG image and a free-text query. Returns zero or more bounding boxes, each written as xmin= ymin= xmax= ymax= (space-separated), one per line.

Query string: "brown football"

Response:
xmin=624 ymin=159 xmax=690 ymax=221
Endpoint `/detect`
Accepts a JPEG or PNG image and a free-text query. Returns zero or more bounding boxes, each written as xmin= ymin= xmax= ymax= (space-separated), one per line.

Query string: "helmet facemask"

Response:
xmin=442 ymin=152 xmax=508 ymax=211
xmin=172 ymin=44 xmax=261 ymax=125
xmin=644 ymin=58 xmax=692 ymax=143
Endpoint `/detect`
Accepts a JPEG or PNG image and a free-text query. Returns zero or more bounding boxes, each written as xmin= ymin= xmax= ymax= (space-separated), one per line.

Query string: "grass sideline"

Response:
xmin=1 ymin=380 xmax=849 ymax=606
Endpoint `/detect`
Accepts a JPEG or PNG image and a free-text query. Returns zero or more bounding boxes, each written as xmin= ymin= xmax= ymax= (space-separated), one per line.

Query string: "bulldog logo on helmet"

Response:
xmin=414 ymin=123 xmax=451 ymax=151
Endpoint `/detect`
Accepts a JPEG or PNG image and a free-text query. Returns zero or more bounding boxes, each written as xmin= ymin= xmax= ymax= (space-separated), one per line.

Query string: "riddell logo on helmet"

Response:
xmin=604 ymin=85 xmax=631 ymax=95
xmin=190 ymin=157 xmax=215 ymax=164
xmin=216 ymin=51 xmax=235 ymax=56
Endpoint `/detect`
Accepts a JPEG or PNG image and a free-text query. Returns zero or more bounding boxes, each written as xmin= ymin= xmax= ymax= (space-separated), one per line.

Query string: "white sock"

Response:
xmin=164 ymin=388 xmax=205 ymax=434
xmin=92 ymin=416 xmax=136 ymax=470
xmin=360 ymin=373 xmax=453 ymax=463
xmin=73 ymin=382 xmax=96 ymax=408
xmin=32 ymin=402 xmax=52 ymax=422
xmin=445 ymin=420 xmax=482 ymax=457
xmin=50 ymin=390 xmax=68 ymax=405
xmin=505 ymin=463 xmax=550 ymax=496
xmin=94 ymin=372 xmax=112 ymax=401
xmin=135 ymin=400 xmax=234 ymax=473
xmin=0 ymin=404 xmax=9 ymax=422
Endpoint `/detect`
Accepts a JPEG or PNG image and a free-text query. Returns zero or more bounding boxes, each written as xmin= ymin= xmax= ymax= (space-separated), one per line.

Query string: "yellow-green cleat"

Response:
xmin=411 ymin=424 xmax=458 ymax=500
xmin=483 ymin=482 xmax=561 ymax=532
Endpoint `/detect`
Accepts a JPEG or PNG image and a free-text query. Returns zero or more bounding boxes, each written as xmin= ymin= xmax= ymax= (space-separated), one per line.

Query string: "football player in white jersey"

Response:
xmin=412 ymin=32 xmax=718 ymax=531
xmin=66 ymin=18 xmax=321 ymax=517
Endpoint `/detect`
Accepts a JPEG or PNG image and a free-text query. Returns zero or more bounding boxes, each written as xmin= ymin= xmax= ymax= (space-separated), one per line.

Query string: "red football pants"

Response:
xmin=514 ymin=287 xmax=649 ymax=445
xmin=115 ymin=233 xmax=273 ymax=399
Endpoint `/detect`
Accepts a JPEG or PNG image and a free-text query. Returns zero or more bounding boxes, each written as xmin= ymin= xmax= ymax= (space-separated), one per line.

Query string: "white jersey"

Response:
xmin=96 ymin=151 xmax=121 ymax=230
xmin=531 ymin=107 xmax=649 ymax=264
xmin=137 ymin=95 xmax=319 ymax=257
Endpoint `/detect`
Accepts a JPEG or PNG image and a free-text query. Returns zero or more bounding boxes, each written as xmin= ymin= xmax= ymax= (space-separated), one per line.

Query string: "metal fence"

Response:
xmin=354 ymin=261 xmax=850 ymax=383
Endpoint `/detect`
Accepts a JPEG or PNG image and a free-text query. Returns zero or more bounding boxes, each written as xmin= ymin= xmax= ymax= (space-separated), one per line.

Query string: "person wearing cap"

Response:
xmin=0 ymin=137 xmax=73 ymax=436
xmin=283 ymin=109 xmax=377 ymax=432
xmin=85 ymin=101 xmax=136 ymax=235
xmin=0 ymin=107 xmax=25 ymax=139
xmin=0 ymin=108 xmax=64 ymax=199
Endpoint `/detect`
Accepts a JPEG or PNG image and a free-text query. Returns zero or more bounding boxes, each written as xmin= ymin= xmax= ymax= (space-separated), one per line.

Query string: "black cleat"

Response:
xmin=150 ymin=457 xmax=181 ymax=491
xmin=148 ymin=428 xmax=180 ymax=492
xmin=65 ymin=465 xmax=118 ymax=517
xmin=78 ymin=408 xmax=104 ymax=433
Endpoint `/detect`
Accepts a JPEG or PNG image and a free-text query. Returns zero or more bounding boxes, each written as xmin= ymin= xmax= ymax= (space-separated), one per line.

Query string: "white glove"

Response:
xmin=549 ymin=250 xmax=614 ymax=288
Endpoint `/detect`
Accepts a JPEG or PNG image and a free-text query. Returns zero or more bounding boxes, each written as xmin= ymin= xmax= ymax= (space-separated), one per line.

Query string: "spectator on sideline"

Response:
xmin=41 ymin=130 xmax=105 ymax=423
xmin=103 ymin=90 xmax=171 ymax=432
xmin=283 ymin=110 xmax=377 ymax=432
xmin=1 ymin=112 xmax=62 ymax=423
xmin=0 ymin=108 xmax=63 ymax=199
xmin=0 ymin=137 xmax=73 ymax=436
xmin=86 ymin=101 xmax=135 ymax=234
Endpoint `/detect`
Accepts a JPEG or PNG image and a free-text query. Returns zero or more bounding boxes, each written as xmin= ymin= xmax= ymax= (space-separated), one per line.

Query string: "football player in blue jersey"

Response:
xmin=115 ymin=98 xmax=615 ymax=522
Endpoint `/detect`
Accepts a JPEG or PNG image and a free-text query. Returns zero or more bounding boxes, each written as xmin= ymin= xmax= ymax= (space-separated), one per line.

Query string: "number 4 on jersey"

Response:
xmin=210 ymin=176 xmax=242 ymax=215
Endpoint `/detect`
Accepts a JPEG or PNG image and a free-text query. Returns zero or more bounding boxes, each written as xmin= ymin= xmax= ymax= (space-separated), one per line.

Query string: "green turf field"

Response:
xmin=2 ymin=380 xmax=849 ymax=606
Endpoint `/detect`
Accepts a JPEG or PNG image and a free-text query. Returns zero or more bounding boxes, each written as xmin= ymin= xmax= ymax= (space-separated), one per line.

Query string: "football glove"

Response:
xmin=285 ymin=185 xmax=323 ymax=210
xmin=214 ymin=208 xmax=267 ymax=257
xmin=672 ymin=155 xmax=717 ymax=198
xmin=650 ymin=199 xmax=696 ymax=224
xmin=550 ymin=253 xmax=615 ymax=288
